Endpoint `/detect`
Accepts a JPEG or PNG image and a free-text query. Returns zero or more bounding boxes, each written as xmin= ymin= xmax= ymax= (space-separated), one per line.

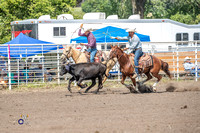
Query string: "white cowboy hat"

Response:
xmin=184 ymin=56 xmax=192 ymax=61
xmin=84 ymin=28 xmax=93 ymax=32
xmin=126 ymin=28 xmax=136 ymax=32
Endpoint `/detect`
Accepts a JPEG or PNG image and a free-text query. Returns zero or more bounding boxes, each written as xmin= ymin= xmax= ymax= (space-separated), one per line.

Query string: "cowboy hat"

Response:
xmin=84 ymin=28 xmax=93 ymax=32
xmin=184 ymin=56 xmax=192 ymax=61
xmin=126 ymin=28 xmax=136 ymax=32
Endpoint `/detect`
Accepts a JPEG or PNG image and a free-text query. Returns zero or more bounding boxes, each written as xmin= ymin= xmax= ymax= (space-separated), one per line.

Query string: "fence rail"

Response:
xmin=0 ymin=41 xmax=200 ymax=90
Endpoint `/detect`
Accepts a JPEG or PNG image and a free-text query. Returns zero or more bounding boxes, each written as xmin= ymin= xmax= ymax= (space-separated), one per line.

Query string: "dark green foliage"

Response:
xmin=0 ymin=0 xmax=77 ymax=44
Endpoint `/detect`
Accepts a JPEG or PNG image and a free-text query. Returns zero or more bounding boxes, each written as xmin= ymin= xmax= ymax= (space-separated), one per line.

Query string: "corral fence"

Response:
xmin=0 ymin=41 xmax=199 ymax=90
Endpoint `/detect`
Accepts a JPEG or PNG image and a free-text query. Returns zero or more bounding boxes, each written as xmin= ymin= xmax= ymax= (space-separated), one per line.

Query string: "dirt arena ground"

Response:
xmin=0 ymin=81 xmax=200 ymax=133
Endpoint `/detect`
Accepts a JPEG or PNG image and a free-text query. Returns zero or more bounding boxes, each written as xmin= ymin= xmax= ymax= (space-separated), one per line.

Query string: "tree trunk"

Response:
xmin=131 ymin=0 xmax=146 ymax=19
xmin=131 ymin=0 xmax=136 ymax=14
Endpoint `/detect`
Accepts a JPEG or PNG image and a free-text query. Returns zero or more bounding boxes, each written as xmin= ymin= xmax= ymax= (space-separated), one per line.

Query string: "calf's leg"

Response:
xmin=68 ymin=77 xmax=75 ymax=93
xmin=95 ymin=76 xmax=103 ymax=94
xmin=77 ymin=78 xmax=86 ymax=89
xmin=85 ymin=78 xmax=96 ymax=93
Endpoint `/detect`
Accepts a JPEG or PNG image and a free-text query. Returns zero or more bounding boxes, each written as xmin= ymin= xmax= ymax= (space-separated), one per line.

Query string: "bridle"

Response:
xmin=62 ymin=46 xmax=72 ymax=60
xmin=62 ymin=46 xmax=84 ymax=62
xmin=109 ymin=48 xmax=124 ymax=61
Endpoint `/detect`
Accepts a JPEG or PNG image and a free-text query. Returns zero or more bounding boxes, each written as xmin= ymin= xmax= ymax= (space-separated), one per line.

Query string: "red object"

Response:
xmin=76 ymin=47 xmax=81 ymax=49
xmin=8 ymin=44 xmax=11 ymax=59
xmin=12 ymin=30 xmax=32 ymax=37
xmin=95 ymin=57 xmax=100 ymax=62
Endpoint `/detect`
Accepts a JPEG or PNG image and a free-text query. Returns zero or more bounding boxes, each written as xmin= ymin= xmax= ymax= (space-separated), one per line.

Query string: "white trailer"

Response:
xmin=10 ymin=13 xmax=200 ymax=52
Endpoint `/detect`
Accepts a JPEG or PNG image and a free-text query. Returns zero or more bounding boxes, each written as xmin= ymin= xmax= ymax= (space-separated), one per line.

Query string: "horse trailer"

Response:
xmin=10 ymin=12 xmax=200 ymax=52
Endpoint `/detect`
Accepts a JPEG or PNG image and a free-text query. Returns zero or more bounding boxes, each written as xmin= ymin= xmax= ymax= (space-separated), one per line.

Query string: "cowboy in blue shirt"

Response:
xmin=183 ymin=57 xmax=195 ymax=71
xmin=183 ymin=56 xmax=200 ymax=75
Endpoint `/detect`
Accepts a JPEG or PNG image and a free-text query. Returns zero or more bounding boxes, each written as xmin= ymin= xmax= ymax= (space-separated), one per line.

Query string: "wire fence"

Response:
xmin=0 ymin=41 xmax=200 ymax=90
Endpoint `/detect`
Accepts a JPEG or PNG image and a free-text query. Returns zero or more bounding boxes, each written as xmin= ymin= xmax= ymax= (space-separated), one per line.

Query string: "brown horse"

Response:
xmin=109 ymin=45 xmax=171 ymax=92
xmin=60 ymin=45 xmax=117 ymax=84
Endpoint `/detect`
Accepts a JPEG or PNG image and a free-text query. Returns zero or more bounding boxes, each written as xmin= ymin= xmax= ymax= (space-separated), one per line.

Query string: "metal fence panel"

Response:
xmin=0 ymin=41 xmax=200 ymax=90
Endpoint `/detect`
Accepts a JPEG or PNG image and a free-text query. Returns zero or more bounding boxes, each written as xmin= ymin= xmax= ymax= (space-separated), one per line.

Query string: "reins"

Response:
xmin=75 ymin=46 xmax=84 ymax=62
xmin=110 ymin=48 xmax=125 ymax=61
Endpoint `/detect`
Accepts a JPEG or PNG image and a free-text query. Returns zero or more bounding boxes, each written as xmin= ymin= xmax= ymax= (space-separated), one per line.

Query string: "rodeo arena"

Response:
xmin=1 ymin=13 xmax=200 ymax=133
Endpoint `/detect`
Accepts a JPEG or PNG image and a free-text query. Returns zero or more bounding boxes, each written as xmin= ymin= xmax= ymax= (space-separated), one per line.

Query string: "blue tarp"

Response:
xmin=0 ymin=33 xmax=63 ymax=59
xmin=71 ymin=26 xmax=150 ymax=43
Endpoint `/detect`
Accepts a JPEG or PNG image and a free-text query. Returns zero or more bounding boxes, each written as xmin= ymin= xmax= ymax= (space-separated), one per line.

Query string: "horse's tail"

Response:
xmin=160 ymin=60 xmax=172 ymax=79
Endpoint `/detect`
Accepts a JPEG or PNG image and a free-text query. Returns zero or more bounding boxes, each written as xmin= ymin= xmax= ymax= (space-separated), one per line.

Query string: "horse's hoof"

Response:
xmin=130 ymin=89 xmax=138 ymax=93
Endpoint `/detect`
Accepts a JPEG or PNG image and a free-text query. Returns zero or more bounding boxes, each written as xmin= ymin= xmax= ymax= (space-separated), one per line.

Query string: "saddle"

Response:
xmin=129 ymin=53 xmax=153 ymax=68
xmin=84 ymin=50 xmax=107 ymax=63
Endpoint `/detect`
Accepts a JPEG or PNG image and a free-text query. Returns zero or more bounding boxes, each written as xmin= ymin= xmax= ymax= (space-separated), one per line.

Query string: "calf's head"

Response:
xmin=60 ymin=64 xmax=70 ymax=76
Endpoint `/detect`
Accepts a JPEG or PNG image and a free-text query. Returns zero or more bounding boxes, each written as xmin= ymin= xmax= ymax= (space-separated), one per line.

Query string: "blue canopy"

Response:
xmin=0 ymin=33 xmax=63 ymax=59
xmin=71 ymin=26 xmax=150 ymax=43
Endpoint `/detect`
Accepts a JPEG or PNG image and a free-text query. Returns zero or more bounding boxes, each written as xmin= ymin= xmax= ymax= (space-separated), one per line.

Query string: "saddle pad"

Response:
xmin=84 ymin=50 xmax=105 ymax=63
xmin=139 ymin=53 xmax=153 ymax=68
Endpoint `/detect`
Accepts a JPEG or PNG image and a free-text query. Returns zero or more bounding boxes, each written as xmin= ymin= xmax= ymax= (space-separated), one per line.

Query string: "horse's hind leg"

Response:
xmin=150 ymin=72 xmax=162 ymax=92
xmin=85 ymin=79 xmax=96 ymax=93
xmin=141 ymin=72 xmax=153 ymax=84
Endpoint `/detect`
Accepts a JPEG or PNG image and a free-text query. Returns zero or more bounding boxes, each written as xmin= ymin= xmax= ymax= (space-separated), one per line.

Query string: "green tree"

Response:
xmin=118 ymin=0 xmax=132 ymax=19
xmin=144 ymin=0 xmax=168 ymax=19
xmin=0 ymin=0 xmax=77 ymax=44
xmin=81 ymin=0 xmax=132 ymax=19
xmin=144 ymin=0 xmax=200 ymax=24
xmin=170 ymin=12 xmax=195 ymax=24
xmin=50 ymin=0 xmax=77 ymax=18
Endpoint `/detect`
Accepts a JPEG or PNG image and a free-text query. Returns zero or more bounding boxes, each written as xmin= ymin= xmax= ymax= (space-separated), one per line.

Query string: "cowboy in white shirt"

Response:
xmin=114 ymin=28 xmax=143 ymax=79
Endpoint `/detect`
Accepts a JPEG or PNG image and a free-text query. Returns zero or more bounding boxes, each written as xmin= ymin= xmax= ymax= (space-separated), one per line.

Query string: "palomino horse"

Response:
xmin=60 ymin=45 xmax=117 ymax=84
xmin=109 ymin=45 xmax=171 ymax=93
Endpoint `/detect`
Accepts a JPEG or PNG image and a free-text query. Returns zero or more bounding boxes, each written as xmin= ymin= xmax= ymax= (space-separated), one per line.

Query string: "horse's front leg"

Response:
xmin=129 ymin=76 xmax=139 ymax=93
xmin=121 ymin=73 xmax=126 ymax=85
xmin=102 ymin=68 xmax=110 ymax=84
xmin=102 ymin=59 xmax=116 ymax=84
xmin=121 ymin=74 xmax=136 ymax=93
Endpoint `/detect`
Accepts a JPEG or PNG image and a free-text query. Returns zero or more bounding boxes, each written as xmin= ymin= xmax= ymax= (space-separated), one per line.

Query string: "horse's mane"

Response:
xmin=69 ymin=46 xmax=82 ymax=54
xmin=115 ymin=46 xmax=129 ymax=59
xmin=116 ymin=47 xmax=124 ymax=53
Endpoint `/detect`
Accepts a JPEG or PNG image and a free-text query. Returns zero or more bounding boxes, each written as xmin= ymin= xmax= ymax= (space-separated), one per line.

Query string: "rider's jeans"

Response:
xmin=87 ymin=48 xmax=97 ymax=62
xmin=132 ymin=48 xmax=143 ymax=74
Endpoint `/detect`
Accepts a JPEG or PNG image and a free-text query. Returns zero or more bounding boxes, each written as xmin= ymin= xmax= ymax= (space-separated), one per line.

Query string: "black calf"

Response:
xmin=60 ymin=62 xmax=107 ymax=93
